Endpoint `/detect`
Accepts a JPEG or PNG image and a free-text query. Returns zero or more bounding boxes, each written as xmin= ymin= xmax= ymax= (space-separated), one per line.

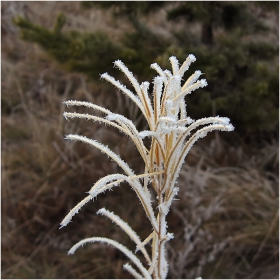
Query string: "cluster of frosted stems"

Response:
xmin=60 ymin=55 xmax=234 ymax=279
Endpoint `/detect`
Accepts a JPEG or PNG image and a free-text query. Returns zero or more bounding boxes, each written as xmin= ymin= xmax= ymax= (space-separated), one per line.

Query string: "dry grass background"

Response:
xmin=1 ymin=2 xmax=279 ymax=279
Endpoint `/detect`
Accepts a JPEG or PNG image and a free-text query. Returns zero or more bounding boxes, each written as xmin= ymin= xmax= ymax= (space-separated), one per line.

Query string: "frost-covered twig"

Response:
xmin=61 ymin=55 xmax=234 ymax=279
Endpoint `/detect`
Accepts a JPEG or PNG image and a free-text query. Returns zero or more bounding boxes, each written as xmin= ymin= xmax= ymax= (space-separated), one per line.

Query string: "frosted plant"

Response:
xmin=60 ymin=55 xmax=234 ymax=279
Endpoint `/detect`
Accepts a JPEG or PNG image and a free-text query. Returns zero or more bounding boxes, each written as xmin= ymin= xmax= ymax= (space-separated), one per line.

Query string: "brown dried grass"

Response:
xmin=2 ymin=1 xmax=278 ymax=279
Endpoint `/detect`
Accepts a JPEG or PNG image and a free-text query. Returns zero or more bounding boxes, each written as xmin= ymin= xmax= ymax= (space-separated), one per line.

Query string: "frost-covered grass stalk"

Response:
xmin=60 ymin=55 xmax=234 ymax=279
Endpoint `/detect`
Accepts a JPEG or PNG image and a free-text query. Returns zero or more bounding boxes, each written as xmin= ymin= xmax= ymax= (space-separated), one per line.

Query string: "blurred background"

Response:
xmin=1 ymin=1 xmax=279 ymax=279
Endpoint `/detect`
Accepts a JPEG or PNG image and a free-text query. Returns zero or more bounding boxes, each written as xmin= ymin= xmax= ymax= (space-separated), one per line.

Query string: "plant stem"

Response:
xmin=157 ymin=191 xmax=168 ymax=279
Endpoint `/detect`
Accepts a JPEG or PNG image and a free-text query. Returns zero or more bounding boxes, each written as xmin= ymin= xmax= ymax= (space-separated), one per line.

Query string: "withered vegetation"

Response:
xmin=2 ymin=2 xmax=278 ymax=279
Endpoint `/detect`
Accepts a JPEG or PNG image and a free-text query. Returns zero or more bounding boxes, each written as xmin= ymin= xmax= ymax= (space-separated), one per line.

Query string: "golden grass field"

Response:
xmin=2 ymin=2 xmax=279 ymax=279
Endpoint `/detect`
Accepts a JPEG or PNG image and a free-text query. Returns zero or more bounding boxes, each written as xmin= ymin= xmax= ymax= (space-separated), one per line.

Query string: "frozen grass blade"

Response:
xmin=60 ymin=195 xmax=92 ymax=228
xmin=65 ymin=134 xmax=135 ymax=176
xmin=123 ymin=263 xmax=144 ymax=279
xmin=68 ymin=237 xmax=151 ymax=279
xmin=97 ymin=208 xmax=152 ymax=264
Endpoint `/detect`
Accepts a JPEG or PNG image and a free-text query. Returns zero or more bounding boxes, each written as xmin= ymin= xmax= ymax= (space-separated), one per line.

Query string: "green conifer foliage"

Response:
xmin=165 ymin=2 xmax=279 ymax=135
xmin=13 ymin=15 xmax=123 ymax=78
xmin=13 ymin=2 xmax=279 ymax=136
xmin=121 ymin=20 xmax=170 ymax=78
xmin=81 ymin=1 xmax=166 ymax=18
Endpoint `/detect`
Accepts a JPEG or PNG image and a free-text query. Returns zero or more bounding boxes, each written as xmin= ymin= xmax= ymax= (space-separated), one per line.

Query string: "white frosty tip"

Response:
xmin=153 ymin=76 xmax=164 ymax=84
xmin=188 ymin=54 xmax=196 ymax=62
xmin=200 ymin=79 xmax=208 ymax=87
xmin=100 ymin=72 xmax=108 ymax=79
xmin=63 ymin=112 xmax=69 ymax=121
xmin=215 ymin=117 xmax=230 ymax=125
xmin=227 ymin=124 xmax=235 ymax=131
xmin=141 ymin=81 xmax=150 ymax=89
xmin=113 ymin=59 xmax=122 ymax=67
